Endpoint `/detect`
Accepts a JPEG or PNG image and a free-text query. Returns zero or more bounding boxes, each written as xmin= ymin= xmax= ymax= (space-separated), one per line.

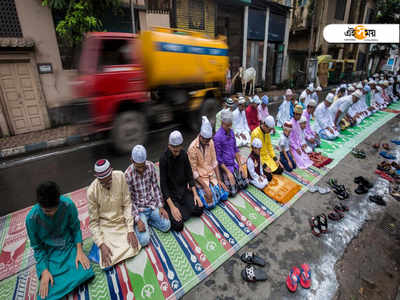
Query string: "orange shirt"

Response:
xmin=188 ymin=136 xmax=219 ymax=186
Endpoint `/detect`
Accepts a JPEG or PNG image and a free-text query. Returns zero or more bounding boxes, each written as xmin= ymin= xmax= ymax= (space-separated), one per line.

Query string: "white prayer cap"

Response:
xmin=352 ymin=90 xmax=363 ymax=99
xmin=253 ymin=95 xmax=261 ymax=104
xmin=131 ymin=145 xmax=147 ymax=163
xmin=286 ymin=89 xmax=293 ymax=96
xmin=325 ymin=93 xmax=334 ymax=103
xmin=379 ymin=80 xmax=385 ymax=85
xmin=283 ymin=121 xmax=292 ymax=130
xmin=376 ymin=86 xmax=383 ymax=92
xmin=221 ymin=109 xmax=233 ymax=123
xmin=369 ymin=79 xmax=376 ymax=85
xmin=384 ymin=80 xmax=389 ymax=86
xmin=238 ymin=97 xmax=246 ymax=105
xmin=299 ymin=116 xmax=307 ymax=123
xmin=169 ymin=130 xmax=183 ymax=146
xmin=264 ymin=115 xmax=275 ymax=128
xmin=307 ymin=83 xmax=314 ymax=92
xmin=252 ymin=138 xmax=262 ymax=149
xmin=363 ymin=79 xmax=368 ymax=84
xmin=249 ymin=97 xmax=255 ymax=103
xmin=308 ymin=99 xmax=317 ymax=107
xmin=200 ymin=116 xmax=213 ymax=139
xmin=373 ymin=73 xmax=379 ymax=78
xmin=316 ymin=86 xmax=322 ymax=91
xmin=348 ymin=86 xmax=355 ymax=92
xmin=340 ymin=84 xmax=347 ymax=89
xmin=94 ymin=159 xmax=112 ymax=179
xmin=356 ymin=82 xmax=363 ymax=89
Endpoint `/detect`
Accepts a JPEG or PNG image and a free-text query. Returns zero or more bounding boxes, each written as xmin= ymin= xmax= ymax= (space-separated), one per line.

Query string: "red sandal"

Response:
xmin=286 ymin=267 xmax=300 ymax=292
xmin=299 ymin=263 xmax=311 ymax=289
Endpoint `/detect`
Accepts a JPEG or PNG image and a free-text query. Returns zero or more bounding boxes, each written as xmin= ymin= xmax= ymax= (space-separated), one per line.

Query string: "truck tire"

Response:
xmin=111 ymin=111 xmax=147 ymax=154
xmin=189 ymin=97 xmax=218 ymax=131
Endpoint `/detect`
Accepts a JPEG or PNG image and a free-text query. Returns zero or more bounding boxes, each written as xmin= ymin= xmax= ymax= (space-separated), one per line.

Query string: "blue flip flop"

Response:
xmin=391 ymin=140 xmax=400 ymax=145
xmin=379 ymin=151 xmax=396 ymax=160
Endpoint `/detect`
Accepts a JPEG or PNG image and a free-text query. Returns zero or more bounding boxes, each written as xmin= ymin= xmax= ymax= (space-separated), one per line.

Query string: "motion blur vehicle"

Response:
xmin=75 ymin=27 xmax=229 ymax=153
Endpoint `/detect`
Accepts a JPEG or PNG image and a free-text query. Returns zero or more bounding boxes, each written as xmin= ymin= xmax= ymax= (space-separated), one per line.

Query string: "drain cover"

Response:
xmin=379 ymin=213 xmax=400 ymax=238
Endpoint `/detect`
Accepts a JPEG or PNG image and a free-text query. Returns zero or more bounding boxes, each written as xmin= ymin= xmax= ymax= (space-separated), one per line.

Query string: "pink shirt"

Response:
xmin=257 ymin=104 xmax=269 ymax=121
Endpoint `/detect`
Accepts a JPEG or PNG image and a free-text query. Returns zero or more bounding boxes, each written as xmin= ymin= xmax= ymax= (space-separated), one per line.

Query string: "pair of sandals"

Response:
xmin=309 ymin=214 xmax=328 ymax=237
xmin=373 ymin=143 xmax=391 ymax=150
xmin=380 ymin=151 xmax=397 ymax=160
xmin=308 ymin=185 xmax=330 ymax=194
xmin=354 ymin=176 xmax=373 ymax=195
xmin=390 ymin=184 xmax=400 ymax=201
xmin=328 ymin=179 xmax=349 ymax=200
xmin=351 ymin=148 xmax=366 ymax=159
xmin=286 ymin=264 xmax=311 ymax=293
xmin=369 ymin=195 xmax=386 ymax=206
xmin=240 ymin=252 xmax=267 ymax=282
xmin=328 ymin=204 xmax=349 ymax=221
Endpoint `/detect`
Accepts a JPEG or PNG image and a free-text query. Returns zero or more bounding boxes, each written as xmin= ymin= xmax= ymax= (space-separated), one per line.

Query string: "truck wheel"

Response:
xmin=189 ymin=97 xmax=218 ymax=131
xmin=111 ymin=111 xmax=147 ymax=154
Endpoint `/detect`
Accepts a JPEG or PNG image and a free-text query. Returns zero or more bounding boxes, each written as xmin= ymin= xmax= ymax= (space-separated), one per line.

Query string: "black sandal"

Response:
xmin=241 ymin=265 xmax=268 ymax=282
xmin=328 ymin=211 xmax=343 ymax=221
xmin=309 ymin=217 xmax=321 ymax=237
xmin=240 ymin=252 xmax=266 ymax=267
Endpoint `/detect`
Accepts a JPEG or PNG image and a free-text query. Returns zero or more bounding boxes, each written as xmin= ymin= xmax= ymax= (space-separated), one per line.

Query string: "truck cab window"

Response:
xmin=98 ymin=39 xmax=133 ymax=71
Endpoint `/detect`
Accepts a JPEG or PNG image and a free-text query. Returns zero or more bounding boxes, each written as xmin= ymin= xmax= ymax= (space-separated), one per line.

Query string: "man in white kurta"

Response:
xmin=314 ymin=93 xmax=339 ymax=140
xmin=233 ymin=97 xmax=251 ymax=147
xmin=300 ymin=84 xmax=314 ymax=107
xmin=87 ymin=159 xmax=140 ymax=269
xmin=329 ymin=91 xmax=361 ymax=129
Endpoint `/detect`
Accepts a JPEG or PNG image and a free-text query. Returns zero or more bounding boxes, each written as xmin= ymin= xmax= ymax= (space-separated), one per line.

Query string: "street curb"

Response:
xmin=0 ymin=132 xmax=102 ymax=159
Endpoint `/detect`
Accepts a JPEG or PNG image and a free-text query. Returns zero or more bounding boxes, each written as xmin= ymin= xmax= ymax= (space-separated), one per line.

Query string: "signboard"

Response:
xmin=37 ymin=63 xmax=53 ymax=74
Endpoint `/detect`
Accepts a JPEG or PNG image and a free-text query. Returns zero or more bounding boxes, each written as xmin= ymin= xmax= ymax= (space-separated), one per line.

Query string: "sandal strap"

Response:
xmin=246 ymin=265 xmax=256 ymax=280
xmin=300 ymin=267 xmax=311 ymax=280
xmin=289 ymin=270 xmax=299 ymax=286
xmin=244 ymin=252 xmax=254 ymax=261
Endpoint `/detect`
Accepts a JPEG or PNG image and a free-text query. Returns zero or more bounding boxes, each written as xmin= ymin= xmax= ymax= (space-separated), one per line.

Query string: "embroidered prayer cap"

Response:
xmin=316 ymin=86 xmax=322 ymax=91
xmin=252 ymin=138 xmax=262 ymax=149
xmin=286 ymin=89 xmax=293 ymax=96
xmin=283 ymin=121 xmax=292 ymax=130
xmin=261 ymin=95 xmax=269 ymax=104
xmin=238 ymin=97 xmax=246 ymax=105
xmin=325 ymin=93 xmax=334 ymax=103
xmin=352 ymin=90 xmax=363 ymax=99
xmin=264 ymin=115 xmax=275 ymax=128
xmin=221 ymin=109 xmax=233 ymax=123
xmin=131 ymin=145 xmax=147 ymax=163
xmin=308 ymin=99 xmax=317 ymax=107
xmin=226 ymin=98 xmax=234 ymax=107
xmin=200 ymin=116 xmax=213 ymax=139
xmin=294 ymin=104 xmax=303 ymax=114
xmin=169 ymin=130 xmax=183 ymax=146
xmin=94 ymin=159 xmax=112 ymax=179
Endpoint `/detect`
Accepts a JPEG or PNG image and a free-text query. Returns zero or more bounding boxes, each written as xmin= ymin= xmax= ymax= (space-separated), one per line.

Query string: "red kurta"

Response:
xmin=246 ymin=105 xmax=259 ymax=132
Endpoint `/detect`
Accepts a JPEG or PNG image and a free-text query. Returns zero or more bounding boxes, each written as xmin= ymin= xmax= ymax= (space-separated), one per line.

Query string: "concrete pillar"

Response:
xmin=281 ymin=10 xmax=290 ymax=81
xmin=242 ymin=6 xmax=249 ymax=68
xmin=262 ymin=7 xmax=270 ymax=82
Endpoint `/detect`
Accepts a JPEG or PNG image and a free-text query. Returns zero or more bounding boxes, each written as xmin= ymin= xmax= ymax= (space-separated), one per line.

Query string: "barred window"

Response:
xmin=189 ymin=0 xmax=205 ymax=30
xmin=148 ymin=0 xmax=170 ymax=11
xmin=0 ymin=0 xmax=22 ymax=37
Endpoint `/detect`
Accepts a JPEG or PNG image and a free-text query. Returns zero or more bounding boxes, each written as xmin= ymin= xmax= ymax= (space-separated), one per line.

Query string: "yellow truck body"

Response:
xmin=139 ymin=27 xmax=229 ymax=89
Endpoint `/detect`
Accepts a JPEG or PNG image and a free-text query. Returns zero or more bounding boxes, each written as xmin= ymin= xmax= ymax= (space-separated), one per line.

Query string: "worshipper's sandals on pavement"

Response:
xmin=390 ymin=185 xmax=400 ymax=201
xmin=369 ymin=195 xmax=386 ymax=206
xmin=240 ymin=252 xmax=266 ymax=267
xmin=309 ymin=216 xmax=322 ymax=237
xmin=382 ymin=143 xmax=391 ymax=151
xmin=380 ymin=151 xmax=397 ymax=160
xmin=328 ymin=211 xmax=344 ymax=221
xmin=241 ymin=265 xmax=268 ymax=282
xmin=373 ymin=143 xmax=381 ymax=149
xmin=354 ymin=176 xmax=373 ymax=189
xmin=391 ymin=140 xmax=400 ymax=145
xmin=351 ymin=148 xmax=366 ymax=159
xmin=286 ymin=267 xmax=300 ymax=292
xmin=299 ymin=264 xmax=311 ymax=289
xmin=308 ymin=185 xmax=330 ymax=194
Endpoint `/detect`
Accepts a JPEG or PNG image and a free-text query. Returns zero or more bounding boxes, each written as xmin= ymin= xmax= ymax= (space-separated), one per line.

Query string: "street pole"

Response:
xmin=131 ymin=0 xmax=136 ymax=34
xmin=242 ymin=6 xmax=249 ymax=69
xmin=262 ymin=7 xmax=270 ymax=83
xmin=306 ymin=0 xmax=317 ymax=83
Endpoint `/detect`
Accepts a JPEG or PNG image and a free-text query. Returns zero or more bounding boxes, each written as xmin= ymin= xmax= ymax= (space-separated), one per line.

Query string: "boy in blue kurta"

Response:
xmin=26 ymin=181 xmax=94 ymax=300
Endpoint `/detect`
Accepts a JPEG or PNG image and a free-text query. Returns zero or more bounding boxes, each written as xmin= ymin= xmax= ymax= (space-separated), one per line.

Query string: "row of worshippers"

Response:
xmin=24 ymin=115 xmax=253 ymax=300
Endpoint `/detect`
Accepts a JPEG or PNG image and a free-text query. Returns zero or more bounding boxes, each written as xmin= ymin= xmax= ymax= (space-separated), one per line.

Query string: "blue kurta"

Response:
xmin=26 ymin=196 xmax=94 ymax=300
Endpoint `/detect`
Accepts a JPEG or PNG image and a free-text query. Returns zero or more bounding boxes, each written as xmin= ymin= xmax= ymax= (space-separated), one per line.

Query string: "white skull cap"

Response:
xmin=356 ymin=82 xmax=363 ymax=89
xmin=252 ymin=138 xmax=262 ymax=148
xmin=200 ymin=116 xmax=213 ymax=139
xmin=221 ymin=109 xmax=233 ymax=123
xmin=264 ymin=115 xmax=275 ymax=128
xmin=253 ymin=95 xmax=261 ymax=104
xmin=238 ymin=97 xmax=246 ymax=105
xmin=352 ymin=90 xmax=363 ymax=99
xmin=316 ymin=86 xmax=322 ymax=91
xmin=169 ymin=130 xmax=183 ymax=146
xmin=131 ymin=145 xmax=147 ymax=163
xmin=325 ymin=93 xmax=334 ymax=103
xmin=308 ymin=99 xmax=317 ymax=107
xmin=299 ymin=116 xmax=307 ymax=123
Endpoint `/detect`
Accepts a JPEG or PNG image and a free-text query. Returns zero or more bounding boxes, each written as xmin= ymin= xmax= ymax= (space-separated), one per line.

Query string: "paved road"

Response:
xmin=0 ymin=125 xmax=196 ymax=216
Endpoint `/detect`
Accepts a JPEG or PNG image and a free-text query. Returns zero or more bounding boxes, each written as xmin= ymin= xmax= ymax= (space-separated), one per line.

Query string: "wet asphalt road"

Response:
xmin=0 ymin=125 xmax=197 ymax=216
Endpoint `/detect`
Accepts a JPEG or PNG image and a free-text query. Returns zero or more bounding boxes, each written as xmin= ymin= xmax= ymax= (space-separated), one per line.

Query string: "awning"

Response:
xmin=0 ymin=38 xmax=34 ymax=48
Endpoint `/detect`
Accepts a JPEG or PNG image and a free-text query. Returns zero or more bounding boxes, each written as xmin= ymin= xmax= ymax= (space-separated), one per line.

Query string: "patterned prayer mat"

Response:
xmin=0 ymin=106 xmax=398 ymax=300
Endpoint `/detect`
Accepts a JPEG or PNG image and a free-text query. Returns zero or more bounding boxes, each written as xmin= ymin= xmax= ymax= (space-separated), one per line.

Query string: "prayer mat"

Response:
xmin=0 ymin=107 xmax=398 ymax=300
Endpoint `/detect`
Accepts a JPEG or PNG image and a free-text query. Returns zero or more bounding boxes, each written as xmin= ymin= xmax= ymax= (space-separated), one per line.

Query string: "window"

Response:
xmin=189 ymin=0 xmax=205 ymax=30
xmin=148 ymin=0 xmax=170 ymax=11
xmin=335 ymin=0 xmax=347 ymax=20
xmin=0 ymin=0 xmax=22 ymax=37
xmin=98 ymin=39 xmax=134 ymax=70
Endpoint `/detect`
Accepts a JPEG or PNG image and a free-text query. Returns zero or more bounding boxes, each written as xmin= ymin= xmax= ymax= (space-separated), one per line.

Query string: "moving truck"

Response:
xmin=75 ymin=27 xmax=229 ymax=153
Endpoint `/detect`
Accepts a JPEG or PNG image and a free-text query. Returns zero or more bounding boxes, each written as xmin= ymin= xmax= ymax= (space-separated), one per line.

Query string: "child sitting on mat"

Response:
xmin=279 ymin=121 xmax=297 ymax=172
xmin=247 ymin=138 xmax=270 ymax=189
